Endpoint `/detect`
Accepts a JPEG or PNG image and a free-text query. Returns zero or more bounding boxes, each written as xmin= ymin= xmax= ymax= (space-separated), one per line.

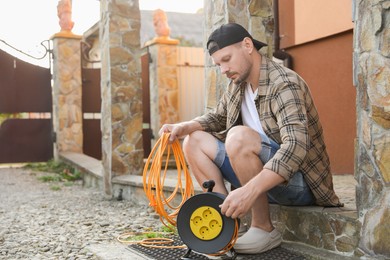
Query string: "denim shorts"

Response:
xmin=214 ymin=134 xmax=315 ymax=206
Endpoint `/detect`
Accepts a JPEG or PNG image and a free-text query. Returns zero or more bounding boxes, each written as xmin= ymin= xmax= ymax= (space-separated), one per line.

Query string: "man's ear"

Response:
xmin=242 ymin=37 xmax=254 ymax=53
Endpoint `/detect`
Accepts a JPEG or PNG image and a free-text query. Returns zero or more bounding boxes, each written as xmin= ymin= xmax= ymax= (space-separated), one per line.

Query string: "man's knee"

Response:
xmin=183 ymin=131 xmax=202 ymax=149
xmin=226 ymin=126 xmax=246 ymax=145
xmin=225 ymin=126 xmax=261 ymax=156
xmin=182 ymin=130 xmax=207 ymax=159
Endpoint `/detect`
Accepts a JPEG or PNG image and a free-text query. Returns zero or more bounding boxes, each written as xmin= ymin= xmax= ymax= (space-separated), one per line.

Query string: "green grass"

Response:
xmin=50 ymin=185 xmax=61 ymax=191
xmin=122 ymin=230 xmax=173 ymax=242
xmin=24 ymin=159 xmax=82 ymax=184
xmin=160 ymin=224 xmax=177 ymax=233
xmin=38 ymin=175 xmax=62 ymax=182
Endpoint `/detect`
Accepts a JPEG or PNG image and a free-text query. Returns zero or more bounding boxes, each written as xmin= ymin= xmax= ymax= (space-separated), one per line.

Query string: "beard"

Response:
xmin=229 ymin=69 xmax=250 ymax=85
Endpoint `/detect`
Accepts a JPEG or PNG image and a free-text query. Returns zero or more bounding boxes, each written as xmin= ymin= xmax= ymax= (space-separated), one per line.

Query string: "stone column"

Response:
xmin=146 ymin=42 xmax=179 ymax=146
xmin=354 ymin=0 xmax=390 ymax=257
xmin=51 ymin=34 xmax=83 ymax=157
xmin=100 ymin=0 xmax=143 ymax=196
xmin=144 ymin=9 xmax=180 ymax=147
xmin=203 ymin=0 xmax=274 ymax=110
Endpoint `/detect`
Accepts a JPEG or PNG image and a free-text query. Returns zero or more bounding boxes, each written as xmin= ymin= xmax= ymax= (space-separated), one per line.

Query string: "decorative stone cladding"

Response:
xmin=353 ymin=0 xmax=390 ymax=257
xmin=146 ymin=43 xmax=179 ymax=148
xmin=51 ymin=34 xmax=83 ymax=156
xmin=270 ymin=205 xmax=361 ymax=255
xmin=100 ymin=0 xmax=143 ymax=196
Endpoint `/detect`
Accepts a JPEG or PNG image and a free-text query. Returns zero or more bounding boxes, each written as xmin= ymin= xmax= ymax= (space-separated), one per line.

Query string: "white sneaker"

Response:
xmin=233 ymin=227 xmax=282 ymax=254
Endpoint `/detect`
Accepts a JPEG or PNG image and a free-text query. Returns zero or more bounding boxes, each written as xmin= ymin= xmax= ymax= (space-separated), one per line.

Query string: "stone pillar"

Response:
xmin=100 ymin=0 xmax=143 ymax=196
xmin=203 ymin=0 xmax=274 ymax=110
xmin=354 ymin=0 xmax=390 ymax=257
xmin=144 ymin=9 xmax=180 ymax=146
xmin=51 ymin=34 xmax=83 ymax=157
xmin=146 ymin=43 xmax=179 ymax=146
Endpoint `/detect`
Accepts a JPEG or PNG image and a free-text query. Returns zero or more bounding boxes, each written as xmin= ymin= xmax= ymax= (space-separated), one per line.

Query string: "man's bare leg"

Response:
xmin=225 ymin=126 xmax=273 ymax=232
xmin=182 ymin=131 xmax=228 ymax=195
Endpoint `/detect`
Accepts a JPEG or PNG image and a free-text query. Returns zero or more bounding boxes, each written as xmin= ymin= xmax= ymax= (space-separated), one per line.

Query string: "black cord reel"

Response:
xmin=176 ymin=180 xmax=238 ymax=259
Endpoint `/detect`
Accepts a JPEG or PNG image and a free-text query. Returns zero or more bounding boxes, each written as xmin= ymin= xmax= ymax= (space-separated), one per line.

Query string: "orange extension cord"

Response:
xmin=139 ymin=133 xmax=239 ymax=255
xmin=143 ymin=133 xmax=194 ymax=228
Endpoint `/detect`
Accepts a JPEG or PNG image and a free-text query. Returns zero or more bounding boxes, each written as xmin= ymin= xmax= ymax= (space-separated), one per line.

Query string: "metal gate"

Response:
xmin=141 ymin=52 xmax=152 ymax=158
xmin=81 ymin=68 xmax=102 ymax=160
xmin=0 ymin=49 xmax=53 ymax=163
xmin=80 ymin=53 xmax=152 ymax=160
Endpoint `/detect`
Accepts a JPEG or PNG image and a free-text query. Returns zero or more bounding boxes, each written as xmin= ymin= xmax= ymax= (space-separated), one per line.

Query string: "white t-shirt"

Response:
xmin=241 ymin=84 xmax=267 ymax=138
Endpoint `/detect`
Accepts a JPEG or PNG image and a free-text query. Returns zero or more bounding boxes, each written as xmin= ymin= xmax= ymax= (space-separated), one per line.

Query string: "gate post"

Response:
xmin=144 ymin=13 xmax=180 ymax=148
xmin=354 ymin=1 xmax=390 ymax=257
xmin=51 ymin=33 xmax=83 ymax=158
xmin=100 ymin=0 xmax=143 ymax=196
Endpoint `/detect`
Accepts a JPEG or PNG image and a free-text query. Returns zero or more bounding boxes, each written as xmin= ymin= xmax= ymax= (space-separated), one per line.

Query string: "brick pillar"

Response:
xmin=100 ymin=0 xmax=143 ymax=196
xmin=51 ymin=34 xmax=83 ymax=158
xmin=354 ymin=0 xmax=390 ymax=257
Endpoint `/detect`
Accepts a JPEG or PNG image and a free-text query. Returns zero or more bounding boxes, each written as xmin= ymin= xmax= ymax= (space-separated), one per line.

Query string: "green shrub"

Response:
xmin=24 ymin=159 xmax=82 ymax=183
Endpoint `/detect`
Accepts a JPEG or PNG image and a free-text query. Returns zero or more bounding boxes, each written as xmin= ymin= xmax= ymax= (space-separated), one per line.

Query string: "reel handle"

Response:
xmin=202 ymin=180 xmax=215 ymax=192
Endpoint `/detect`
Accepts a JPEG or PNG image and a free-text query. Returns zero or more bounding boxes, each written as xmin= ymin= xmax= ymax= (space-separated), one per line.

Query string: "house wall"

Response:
xmin=285 ymin=30 xmax=355 ymax=174
xmin=279 ymin=0 xmax=353 ymax=49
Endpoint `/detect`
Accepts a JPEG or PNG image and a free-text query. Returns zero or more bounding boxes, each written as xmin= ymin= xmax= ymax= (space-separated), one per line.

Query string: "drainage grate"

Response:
xmin=128 ymin=235 xmax=305 ymax=260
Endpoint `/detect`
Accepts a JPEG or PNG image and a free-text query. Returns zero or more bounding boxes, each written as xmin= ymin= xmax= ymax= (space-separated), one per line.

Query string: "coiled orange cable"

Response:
xmin=143 ymin=133 xmax=194 ymax=228
xmin=209 ymin=220 xmax=239 ymax=256
xmin=142 ymin=133 xmax=239 ymax=255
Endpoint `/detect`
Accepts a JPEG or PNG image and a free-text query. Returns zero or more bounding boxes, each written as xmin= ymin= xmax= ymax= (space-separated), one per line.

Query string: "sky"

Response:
xmin=0 ymin=0 xmax=203 ymax=67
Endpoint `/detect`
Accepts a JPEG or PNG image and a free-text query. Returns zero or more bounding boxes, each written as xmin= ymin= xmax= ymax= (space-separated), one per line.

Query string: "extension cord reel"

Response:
xmin=176 ymin=180 xmax=239 ymax=259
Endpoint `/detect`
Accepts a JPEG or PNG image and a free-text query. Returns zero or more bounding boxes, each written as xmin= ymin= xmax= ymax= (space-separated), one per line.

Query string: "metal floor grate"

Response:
xmin=128 ymin=235 xmax=306 ymax=260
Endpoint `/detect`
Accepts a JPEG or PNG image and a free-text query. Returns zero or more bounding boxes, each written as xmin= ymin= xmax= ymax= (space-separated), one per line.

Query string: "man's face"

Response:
xmin=210 ymin=41 xmax=252 ymax=85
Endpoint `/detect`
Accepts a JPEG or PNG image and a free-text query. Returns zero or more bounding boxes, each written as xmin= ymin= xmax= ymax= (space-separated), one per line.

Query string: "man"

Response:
xmin=159 ymin=23 xmax=342 ymax=254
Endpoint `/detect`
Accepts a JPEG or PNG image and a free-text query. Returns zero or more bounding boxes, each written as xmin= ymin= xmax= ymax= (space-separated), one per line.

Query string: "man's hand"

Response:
xmin=159 ymin=123 xmax=187 ymax=142
xmin=219 ymin=169 xmax=285 ymax=219
xmin=219 ymin=186 xmax=257 ymax=219
xmin=158 ymin=121 xmax=203 ymax=143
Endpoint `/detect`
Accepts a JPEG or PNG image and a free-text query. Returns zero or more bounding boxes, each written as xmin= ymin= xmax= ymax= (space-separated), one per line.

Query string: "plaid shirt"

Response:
xmin=194 ymin=54 xmax=342 ymax=206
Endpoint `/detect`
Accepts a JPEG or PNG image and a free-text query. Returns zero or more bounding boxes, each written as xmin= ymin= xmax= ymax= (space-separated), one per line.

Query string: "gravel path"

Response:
xmin=0 ymin=167 xmax=162 ymax=260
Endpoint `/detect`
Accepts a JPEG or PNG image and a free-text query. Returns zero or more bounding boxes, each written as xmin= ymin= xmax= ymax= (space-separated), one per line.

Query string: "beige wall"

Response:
xmin=280 ymin=0 xmax=353 ymax=48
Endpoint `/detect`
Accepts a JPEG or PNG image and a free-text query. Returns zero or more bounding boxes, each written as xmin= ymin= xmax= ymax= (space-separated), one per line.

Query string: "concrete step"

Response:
xmin=60 ymin=152 xmax=360 ymax=259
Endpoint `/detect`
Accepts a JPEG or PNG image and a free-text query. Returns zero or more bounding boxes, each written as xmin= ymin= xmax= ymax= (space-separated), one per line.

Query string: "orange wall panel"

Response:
xmin=285 ymin=31 xmax=355 ymax=174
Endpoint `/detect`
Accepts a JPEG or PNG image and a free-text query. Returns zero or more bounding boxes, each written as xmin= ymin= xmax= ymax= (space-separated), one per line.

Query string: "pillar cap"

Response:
xmin=144 ymin=36 xmax=179 ymax=47
xmin=51 ymin=31 xmax=82 ymax=40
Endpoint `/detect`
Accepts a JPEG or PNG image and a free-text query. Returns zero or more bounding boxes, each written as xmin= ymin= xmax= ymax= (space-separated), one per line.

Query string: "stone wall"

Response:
xmin=100 ymin=0 xmax=143 ymax=196
xmin=354 ymin=0 xmax=390 ymax=257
